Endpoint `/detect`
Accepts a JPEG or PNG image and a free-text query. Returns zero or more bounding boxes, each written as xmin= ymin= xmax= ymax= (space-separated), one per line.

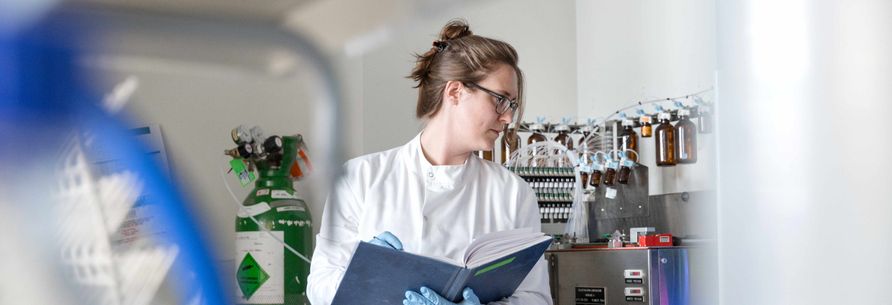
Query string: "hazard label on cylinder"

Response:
xmin=236 ymin=231 xmax=284 ymax=304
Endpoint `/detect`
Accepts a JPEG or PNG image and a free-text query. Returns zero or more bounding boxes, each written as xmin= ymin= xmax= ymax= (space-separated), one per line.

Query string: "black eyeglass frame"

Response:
xmin=463 ymin=82 xmax=519 ymax=117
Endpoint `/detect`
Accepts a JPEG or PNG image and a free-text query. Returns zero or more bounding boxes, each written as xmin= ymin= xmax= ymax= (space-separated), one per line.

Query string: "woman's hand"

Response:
xmin=367 ymin=231 xmax=403 ymax=250
xmin=403 ymin=287 xmax=482 ymax=305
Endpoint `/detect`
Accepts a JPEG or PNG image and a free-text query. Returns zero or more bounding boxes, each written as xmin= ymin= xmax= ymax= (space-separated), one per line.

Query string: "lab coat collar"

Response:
xmin=405 ymin=132 xmax=476 ymax=191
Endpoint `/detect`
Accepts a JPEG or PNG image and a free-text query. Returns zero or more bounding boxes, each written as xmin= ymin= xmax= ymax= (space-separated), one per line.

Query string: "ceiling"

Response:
xmin=67 ymin=0 xmax=484 ymax=56
xmin=71 ymin=0 xmax=317 ymax=21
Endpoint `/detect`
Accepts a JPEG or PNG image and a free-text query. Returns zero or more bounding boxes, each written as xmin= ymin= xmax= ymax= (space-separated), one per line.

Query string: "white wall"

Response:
xmin=576 ymin=0 xmax=716 ymax=195
xmin=576 ymin=0 xmax=715 ymax=117
xmin=95 ymin=61 xmax=318 ymax=260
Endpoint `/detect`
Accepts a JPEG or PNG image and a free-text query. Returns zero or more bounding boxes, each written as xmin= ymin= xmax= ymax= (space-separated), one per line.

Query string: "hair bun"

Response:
xmin=439 ymin=19 xmax=473 ymax=41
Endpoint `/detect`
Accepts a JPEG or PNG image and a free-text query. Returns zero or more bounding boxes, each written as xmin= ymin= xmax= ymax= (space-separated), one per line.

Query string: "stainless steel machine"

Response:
xmin=545 ymin=247 xmax=689 ymax=305
xmin=511 ymin=121 xmax=716 ymax=305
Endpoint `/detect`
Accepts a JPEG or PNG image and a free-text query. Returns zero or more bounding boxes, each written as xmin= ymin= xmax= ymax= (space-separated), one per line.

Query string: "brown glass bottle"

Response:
xmin=554 ymin=125 xmax=574 ymax=150
xmin=639 ymin=116 xmax=653 ymax=137
xmin=603 ymin=160 xmax=619 ymax=186
xmin=617 ymin=159 xmax=634 ymax=184
xmin=589 ymin=164 xmax=603 ymax=188
xmin=474 ymin=150 xmax=493 ymax=161
xmin=579 ymin=171 xmax=589 ymax=189
xmin=578 ymin=149 xmax=593 ymax=188
xmin=528 ymin=123 xmax=547 ymax=144
xmin=620 ymin=120 xmax=639 ymax=162
xmin=500 ymin=123 xmax=521 ymax=164
xmin=655 ymin=112 xmax=677 ymax=166
xmin=675 ymin=109 xmax=698 ymax=164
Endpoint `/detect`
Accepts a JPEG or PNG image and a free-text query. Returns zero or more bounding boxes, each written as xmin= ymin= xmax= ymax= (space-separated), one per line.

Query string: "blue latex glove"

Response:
xmin=367 ymin=231 xmax=403 ymax=250
xmin=403 ymin=286 xmax=482 ymax=305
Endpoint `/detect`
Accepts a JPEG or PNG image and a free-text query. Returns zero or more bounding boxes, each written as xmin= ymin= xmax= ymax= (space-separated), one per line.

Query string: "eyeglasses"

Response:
xmin=464 ymin=82 xmax=519 ymax=116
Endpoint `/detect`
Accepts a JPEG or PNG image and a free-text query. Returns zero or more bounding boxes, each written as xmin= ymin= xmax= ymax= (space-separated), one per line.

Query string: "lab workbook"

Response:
xmin=331 ymin=229 xmax=553 ymax=305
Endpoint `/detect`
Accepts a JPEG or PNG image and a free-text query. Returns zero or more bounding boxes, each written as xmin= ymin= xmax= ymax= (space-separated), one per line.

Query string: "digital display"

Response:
xmin=575 ymin=287 xmax=606 ymax=305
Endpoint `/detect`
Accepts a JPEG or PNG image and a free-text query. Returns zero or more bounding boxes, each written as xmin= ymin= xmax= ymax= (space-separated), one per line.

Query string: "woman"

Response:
xmin=307 ymin=20 xmax=551 ymax=305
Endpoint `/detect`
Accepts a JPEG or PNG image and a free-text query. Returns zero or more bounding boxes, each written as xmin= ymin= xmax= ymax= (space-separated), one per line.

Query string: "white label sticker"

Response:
xmin=606 ymin=188 xmax=618 ymax=199
xmin=238 ymin=202 xmax=271 ymax=218
xmin=111 ymin=202 xmax=165 ymax=247
xmin=255 ymin=189 xmax=270 ymax=197
xmin=271 ymin=190 xmax=292 ymax=199
xmin=235 ymin=231 xmax=284 ymax=304
xmin=276 ymin=206 xmax=305 ymax=213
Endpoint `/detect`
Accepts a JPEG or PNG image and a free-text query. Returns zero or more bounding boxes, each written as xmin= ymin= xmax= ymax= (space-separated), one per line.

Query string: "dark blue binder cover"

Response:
xmin=330 ymin=238 xmax=552 ymax=305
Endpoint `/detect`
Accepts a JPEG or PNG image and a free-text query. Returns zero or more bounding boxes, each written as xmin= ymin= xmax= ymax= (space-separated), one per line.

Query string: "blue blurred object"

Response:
xmin=0 ymin=8 xmax=228 ymax=305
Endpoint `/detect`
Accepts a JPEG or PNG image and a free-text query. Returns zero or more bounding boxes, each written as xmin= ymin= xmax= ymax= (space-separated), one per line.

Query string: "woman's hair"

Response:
xmin=408 ymin=19 xmax=524 ymax=120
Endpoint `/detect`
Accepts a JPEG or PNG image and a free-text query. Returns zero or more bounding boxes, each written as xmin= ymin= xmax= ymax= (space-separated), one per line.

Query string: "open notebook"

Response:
xmin=331 ymin=229 xmax=553 ymax=305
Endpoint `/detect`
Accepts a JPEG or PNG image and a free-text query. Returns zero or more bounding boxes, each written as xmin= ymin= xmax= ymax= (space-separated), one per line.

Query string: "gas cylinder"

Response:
xmin=231 ymin=134 xmax=313 ymax=305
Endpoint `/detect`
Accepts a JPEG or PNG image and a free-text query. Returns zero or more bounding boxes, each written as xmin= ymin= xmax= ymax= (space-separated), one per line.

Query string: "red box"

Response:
xmin=637 ymin=234 xmax=673 ymax=247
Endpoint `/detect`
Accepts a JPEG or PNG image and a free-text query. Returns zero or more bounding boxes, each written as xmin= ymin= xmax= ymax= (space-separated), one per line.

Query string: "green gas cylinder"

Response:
xmin=233 ymin=135 xmax=313 ymax=305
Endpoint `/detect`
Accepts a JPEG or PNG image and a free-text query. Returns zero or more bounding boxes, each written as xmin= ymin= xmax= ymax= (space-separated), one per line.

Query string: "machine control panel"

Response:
xmin=624 ymin=269 xmax=645 ymax=284
xmin=549 ymin=248 xmax=687 ymax=305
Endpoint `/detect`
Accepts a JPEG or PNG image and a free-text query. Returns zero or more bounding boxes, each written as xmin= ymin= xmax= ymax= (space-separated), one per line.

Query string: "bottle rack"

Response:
xmin=512 ymin=88 xmax=714 ymax=179
xmin=515 ymin=88 xmax=714 ymax=135
xmin=510 ymin=167 xmax=575 ymax=224
xmin=515 ymin=107 xmax=708 ymax=134
xmin=510 ymin=167 xmax=575 ymax=177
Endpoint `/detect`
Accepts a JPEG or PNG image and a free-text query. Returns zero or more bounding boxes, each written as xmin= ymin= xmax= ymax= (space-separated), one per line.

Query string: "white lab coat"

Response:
xmin=307 ymin=133 xmax=552 ymax=305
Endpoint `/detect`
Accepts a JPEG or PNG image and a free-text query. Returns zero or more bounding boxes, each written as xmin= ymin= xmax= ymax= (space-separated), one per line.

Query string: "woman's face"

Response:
xmin=455 ymin=63 xmax=518 ymax=152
